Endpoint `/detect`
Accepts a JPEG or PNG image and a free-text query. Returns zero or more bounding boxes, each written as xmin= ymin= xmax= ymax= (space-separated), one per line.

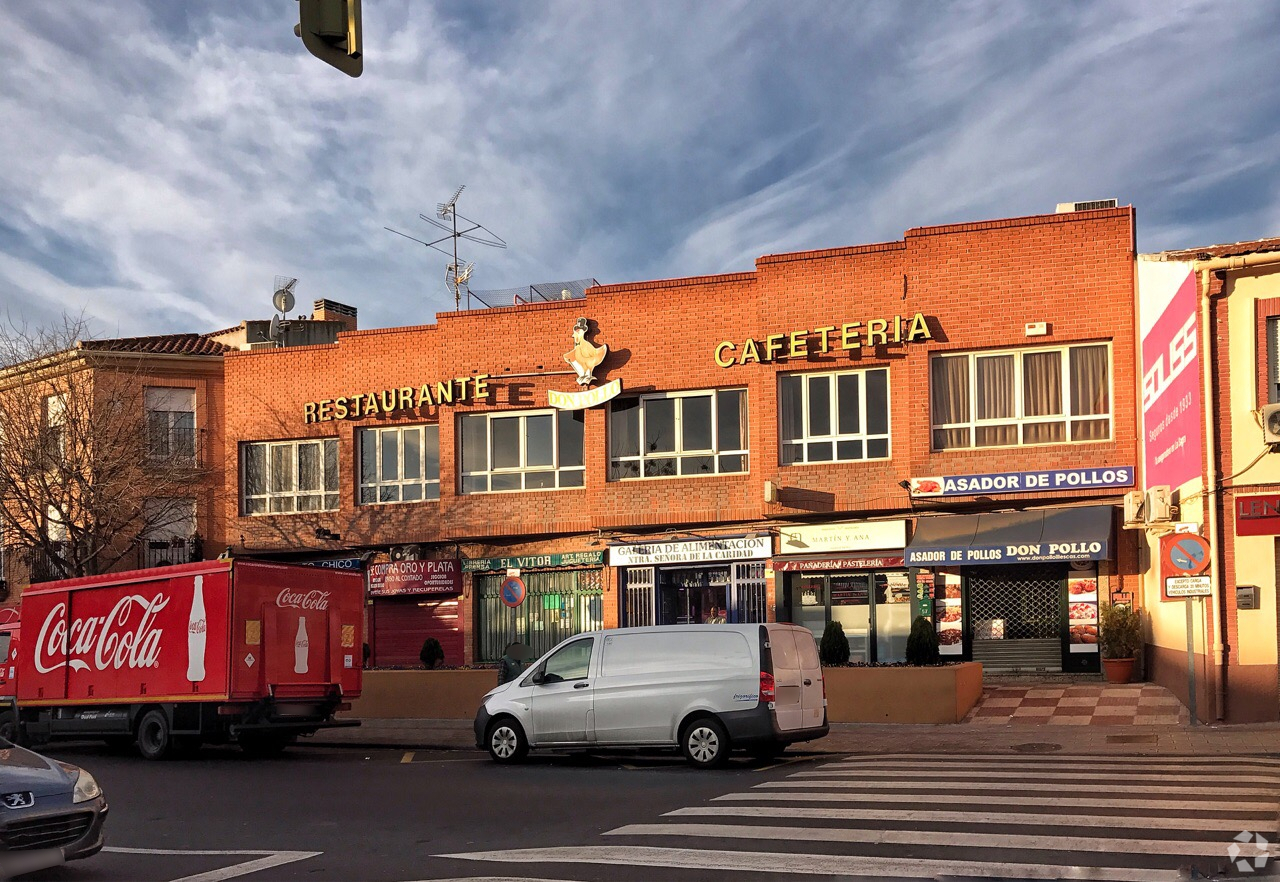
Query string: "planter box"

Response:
xmin=823 ymin=662 xmax=984 ymax=724
xmin=351 ymin=669 xmax=498 ymax=720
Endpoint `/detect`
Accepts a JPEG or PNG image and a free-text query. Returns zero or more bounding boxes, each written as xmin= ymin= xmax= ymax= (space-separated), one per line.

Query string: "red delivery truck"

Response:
xmin=0 ymin=559 xmax=364 ymax=759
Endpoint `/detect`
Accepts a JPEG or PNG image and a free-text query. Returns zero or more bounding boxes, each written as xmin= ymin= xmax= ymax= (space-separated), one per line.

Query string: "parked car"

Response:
xmin=474 ymin=623 xmax=828 ymax=768
xmin=0 ymin=739 xmax=107 ymax=873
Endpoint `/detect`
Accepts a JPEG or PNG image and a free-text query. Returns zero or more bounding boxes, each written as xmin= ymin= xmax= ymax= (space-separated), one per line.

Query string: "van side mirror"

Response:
xmin=531 ymin=671 xmax=545 ymax=685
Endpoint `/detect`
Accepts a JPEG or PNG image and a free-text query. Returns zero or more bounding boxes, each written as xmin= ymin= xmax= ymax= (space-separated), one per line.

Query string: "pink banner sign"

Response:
xmin=1140 ymin=264 xmax=1202 ymax=489
xmin=368 ymin=559 xmax=461 ymax=597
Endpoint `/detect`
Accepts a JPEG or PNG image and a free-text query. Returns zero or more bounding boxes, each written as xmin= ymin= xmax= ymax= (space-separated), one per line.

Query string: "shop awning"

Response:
xmin=904 ymin=505 xmax=1113 ymax=566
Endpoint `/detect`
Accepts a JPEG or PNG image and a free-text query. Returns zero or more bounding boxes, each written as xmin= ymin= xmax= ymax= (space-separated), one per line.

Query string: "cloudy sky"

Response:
xmin=2 ymin=1 xmax=1278 ymax=339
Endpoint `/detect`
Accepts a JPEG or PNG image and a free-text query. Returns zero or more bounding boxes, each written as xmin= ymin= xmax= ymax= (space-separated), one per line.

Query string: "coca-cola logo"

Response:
xmin=189 ymin=618 xmax=207 ymax=635
xmin=35 ymin=594 xmax=171 ymax=674
xmin=277 ymin=589 xmax=330 ymax=611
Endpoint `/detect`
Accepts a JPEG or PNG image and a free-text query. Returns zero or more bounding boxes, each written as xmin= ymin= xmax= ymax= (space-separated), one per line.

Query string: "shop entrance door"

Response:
xmin=658 ymin=565 xmax=730 ymax=624
xmin=967 ymin=564 xmax=1064 ymax=672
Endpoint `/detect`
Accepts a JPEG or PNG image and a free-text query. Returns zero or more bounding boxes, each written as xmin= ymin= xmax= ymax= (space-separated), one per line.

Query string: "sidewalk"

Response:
xmin=310 ymin=716 xmax=1280 ymax=756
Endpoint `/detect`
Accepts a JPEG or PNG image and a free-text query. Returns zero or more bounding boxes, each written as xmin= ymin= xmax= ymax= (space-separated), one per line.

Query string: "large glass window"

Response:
xmin=359 ymin=424 xmax=440 ymax=504
xmin=476 ymin=569 xmax=604 ymax=661
xmin=145 ymin=387 xmax=196 ymax=460
xmin=931 ymin=343 xmax=1112 ymax=449
xmin=1267 ymin=316 xmax=1280 ymax=404
xmin=460 ymin=409 xmax=584 ymax=493
xmin=608 ymin=389 xmax=747 ymax=479
xmin=780 ymin=368 xmax=889 ymax=464
xmin=241 ymin=439 xmax=339 ymax=514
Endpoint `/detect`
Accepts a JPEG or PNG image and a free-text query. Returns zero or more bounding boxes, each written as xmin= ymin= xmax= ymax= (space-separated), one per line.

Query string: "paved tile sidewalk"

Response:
xmin=965 ymin=683 xmax=1190 ymax=726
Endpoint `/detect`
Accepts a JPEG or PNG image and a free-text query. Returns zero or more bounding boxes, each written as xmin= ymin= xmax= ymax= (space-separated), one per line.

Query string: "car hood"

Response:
xmin=0 ymin=743 xmax=77 ymax=798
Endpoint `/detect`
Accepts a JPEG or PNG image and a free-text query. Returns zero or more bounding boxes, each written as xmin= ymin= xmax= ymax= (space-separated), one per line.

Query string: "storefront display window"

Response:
xmin=608 ymin=388 xmax=747 ymax=479
xmin=779 ymin=368 xmax=889 ymax=464
xmin=931 ymin=343 xmax=1112 ymax=450
xmin=460 ymin=408 xmax=584 ymax=493
xmin=475 ymin=568 xmax=603 ymax=662
xmin=359 ymin=424 xmax=440 ymax=503
xmin=788 ymin=569 xmax=913 ymax=664
xmin=241 ymin=438 xmax=339 ymax=515
xmin=623 ymin=561 xmax=767 ymax=626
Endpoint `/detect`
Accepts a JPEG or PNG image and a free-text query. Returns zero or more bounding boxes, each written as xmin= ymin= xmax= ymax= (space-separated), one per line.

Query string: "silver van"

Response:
xmin=474 ymin=623 xmax=828 ymax=768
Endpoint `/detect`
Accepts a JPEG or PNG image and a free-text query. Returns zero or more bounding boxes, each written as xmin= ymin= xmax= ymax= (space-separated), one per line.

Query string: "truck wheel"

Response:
xmin=681 ymin=717 xmax=729 ymax=769
xmin=239 ymin=733 xmax=294 ymax=758
xmin=485 ymin=718 xmax=528 ymax=764
xmin=0 ymin=711 xmax=16 ymax=744
xmin=136 ymin=709 xmax=174 ymax=760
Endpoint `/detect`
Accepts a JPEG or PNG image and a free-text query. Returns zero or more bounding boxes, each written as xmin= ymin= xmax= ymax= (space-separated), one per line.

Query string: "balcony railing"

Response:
xmin=145 ymin=426 xmax=206 ymax=468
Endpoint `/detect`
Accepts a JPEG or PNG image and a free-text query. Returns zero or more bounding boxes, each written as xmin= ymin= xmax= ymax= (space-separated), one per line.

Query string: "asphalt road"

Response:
xmin=16 ymin=742 xmax=1280 ymax=881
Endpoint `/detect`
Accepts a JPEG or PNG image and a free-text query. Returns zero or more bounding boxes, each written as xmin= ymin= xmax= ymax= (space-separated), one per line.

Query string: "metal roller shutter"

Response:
xmin=371 ymin=597 xmax=462 ymax=667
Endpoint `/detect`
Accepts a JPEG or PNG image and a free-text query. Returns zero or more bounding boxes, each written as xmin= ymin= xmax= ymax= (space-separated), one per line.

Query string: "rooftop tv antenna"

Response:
xmin=268 ymin=276 xmax=297 ymax=347
xmin=385 ymin=185 xmax=507 ymax=311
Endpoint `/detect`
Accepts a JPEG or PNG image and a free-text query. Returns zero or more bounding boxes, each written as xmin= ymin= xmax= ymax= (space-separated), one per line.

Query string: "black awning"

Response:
xmin=905 ymin=505 xmax=1114 ymax=566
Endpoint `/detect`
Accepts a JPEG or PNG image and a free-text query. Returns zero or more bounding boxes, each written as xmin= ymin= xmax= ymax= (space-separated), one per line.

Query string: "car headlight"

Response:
xmin=72 ymin=769 xmax=101 ymax=804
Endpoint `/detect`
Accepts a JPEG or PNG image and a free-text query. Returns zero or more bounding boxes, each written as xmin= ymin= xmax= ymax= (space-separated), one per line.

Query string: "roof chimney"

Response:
xmin=312 ymin=299 xmax=357 ymax=333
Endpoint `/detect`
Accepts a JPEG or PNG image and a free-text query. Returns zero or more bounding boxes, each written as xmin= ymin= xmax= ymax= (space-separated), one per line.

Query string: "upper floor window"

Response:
xmin=460 ymin=409 xmax=584 ymax=494
xmin=145 ymin=387 xmax=196 ymax=460
xmin=931 ymin=343 xmax=1111 ymax=450
xmin=242 ymin=439 xmax=339 ymax=514
xmin=608 ymin=389 xmax=747 ymax=480
xmin=44 ymin=393 xmax=67 ymax=461
xmin=359 ymin=424 xmax=440 ymax=503
xmin=1267 ymin=316 xmax=1280 ymax=404
xmin=780 ymin=369 xmax=888 ymax=464
xmin=142 ymin=498 xmax=197 ymax=567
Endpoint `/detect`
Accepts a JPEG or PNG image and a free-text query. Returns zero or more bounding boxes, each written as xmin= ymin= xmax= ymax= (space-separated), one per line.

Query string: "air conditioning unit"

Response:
xmin=390 ymin=544 xmax=421 ymax=562
xmin=1122 ymin=490 xmax=1145 ymax=526
xmin=1263 ymin=403 xmax=1280 ymax=445
xmin=1147 ymin=486 xmax=1172 ymax=523
xmin=1055 ymin=199 xmax=1118 ymax=213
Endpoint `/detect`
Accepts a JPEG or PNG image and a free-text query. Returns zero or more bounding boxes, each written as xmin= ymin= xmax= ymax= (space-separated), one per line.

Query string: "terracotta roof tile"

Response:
xmin=1155 ymin=236 xmax=1280 ymax=261
xmin=79 ymin=334 xmax=230 ymax=356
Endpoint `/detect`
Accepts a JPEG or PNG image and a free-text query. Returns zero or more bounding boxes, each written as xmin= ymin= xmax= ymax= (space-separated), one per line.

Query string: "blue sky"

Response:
xmin=2 ymin=1 xmax=1277 ymax=338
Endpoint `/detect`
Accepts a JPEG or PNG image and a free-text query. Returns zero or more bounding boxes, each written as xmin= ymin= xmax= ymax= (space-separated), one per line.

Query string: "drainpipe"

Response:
xmin=1190 ymin=251 xmax=1280 ymax=721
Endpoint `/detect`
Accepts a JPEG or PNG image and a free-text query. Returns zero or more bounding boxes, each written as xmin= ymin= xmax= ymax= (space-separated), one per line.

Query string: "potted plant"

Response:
xmin=1098 ymin=602 xmax=1142 ymax=684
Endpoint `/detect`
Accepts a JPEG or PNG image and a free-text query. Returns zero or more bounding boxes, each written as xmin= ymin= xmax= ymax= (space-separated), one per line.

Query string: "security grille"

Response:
xmin=967 ymin=564 xmax=1062 ymax=640
xmin=733 ymin=562 xmax=768 ymax=623
xmin=477 ymin=569 xmax=603 ymax=662
xmin=623 ymin=567 xmax=655 ymax=627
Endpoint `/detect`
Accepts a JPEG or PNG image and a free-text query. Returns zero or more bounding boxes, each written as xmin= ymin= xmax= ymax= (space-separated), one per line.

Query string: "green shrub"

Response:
xmin=819 ymin=620 xmax=850 ymax=666
xmin=1098 ymin=603 xmax=1142 ymax=659
xmin=419 ymin=637 xmax=446 ymax=669
xmin=905 ymin=615 xmax=940 ymax=666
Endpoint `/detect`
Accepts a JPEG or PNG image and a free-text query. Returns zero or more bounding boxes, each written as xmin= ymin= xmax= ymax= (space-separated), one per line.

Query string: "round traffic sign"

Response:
xmin=499 ymin=576 xmax=526 ymax=608
xmin=1161 ymin=533 xmax=1210 ymax=575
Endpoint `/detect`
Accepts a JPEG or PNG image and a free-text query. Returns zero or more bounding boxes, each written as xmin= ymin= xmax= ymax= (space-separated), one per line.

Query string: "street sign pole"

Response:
xmin=1186 ymin=598 xmax=1197 ymax=727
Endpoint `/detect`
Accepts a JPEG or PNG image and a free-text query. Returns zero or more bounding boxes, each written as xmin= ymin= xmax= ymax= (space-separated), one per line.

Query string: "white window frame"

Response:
xmin=608 ymin=388 xmax=748 ymax=480
xmin=779 ymin=368 xmax=890 ymax=465
xmin=1267 ymin=316 xmax=1280 ymax=405
xmin=241 ymin=438 xmax=339 ymax=515
xmin=460 ymin=408 xmax=584 ymax=494
xmin=930 ymin=342 xmax=1114 ymax=450
xmin=358 ymin=424 xmax=441 ymax=504
xmin=44 ymin=393 xmax=67 ymax=460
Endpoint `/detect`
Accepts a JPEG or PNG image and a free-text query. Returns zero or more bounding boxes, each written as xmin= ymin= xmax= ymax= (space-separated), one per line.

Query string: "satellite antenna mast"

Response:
xmin=385 ymin=185 xmax=506 ymax=311
xmin=269 ymin=276 xmax=297 ymax=347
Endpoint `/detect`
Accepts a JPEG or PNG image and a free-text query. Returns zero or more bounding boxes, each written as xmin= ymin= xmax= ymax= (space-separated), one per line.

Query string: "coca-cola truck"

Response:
xmin=0 ymin=559 xmax=364 ymax=759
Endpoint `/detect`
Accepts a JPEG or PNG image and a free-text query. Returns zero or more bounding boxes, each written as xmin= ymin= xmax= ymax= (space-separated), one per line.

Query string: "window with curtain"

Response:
xmin=460 ymin=408 xmax=584 ymax=493
xmin=241 ymin=439 xmax=339 ymax=514
xmin=144 ymin=386 xmax=196 ymax=460
xmin=608 ymin=388 xmax=747 ymax=479
xmin=780 ymin=368 xmax=890 ymax=464
xmin=358 ymin=424 xmax=440 ymax=503
xmin=1268 ymin=316 xmax=1280 ymax=404
xmin=930 ymin=344 xmax=1111 ymax=449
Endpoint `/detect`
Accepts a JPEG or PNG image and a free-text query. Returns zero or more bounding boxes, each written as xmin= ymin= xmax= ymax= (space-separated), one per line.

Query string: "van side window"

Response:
xmin=793 ymin=630 xmax=821 ymax=669
xmin=541 ymin=639 xmax=593 ymax=683
xmin=601 ymin=631 xmax=752 ymax=677
xmin=771 ymin=631 xmax=801 ymax=672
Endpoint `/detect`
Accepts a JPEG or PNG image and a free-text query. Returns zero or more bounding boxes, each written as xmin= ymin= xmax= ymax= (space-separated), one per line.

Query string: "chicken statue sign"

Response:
xmin=549 ymin=317 xmax=622 ymax=410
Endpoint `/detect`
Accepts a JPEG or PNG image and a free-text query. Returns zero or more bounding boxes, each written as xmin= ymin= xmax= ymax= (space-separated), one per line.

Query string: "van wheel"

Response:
xmin=681 ymin=717 xmax=729 ymax=769
xmin=486 ymin=718 xmax=528 ymax=764
xmin=137 ymin=709 xmax=174 ymax=760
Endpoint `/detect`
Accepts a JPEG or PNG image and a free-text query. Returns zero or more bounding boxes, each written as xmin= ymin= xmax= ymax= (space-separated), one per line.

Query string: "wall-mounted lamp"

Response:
xmin=897 ymin=480 xmax=912 ymax=491
xmin=314 ymin=527 xmax=341 ymax=541
xmin=763 ymin=480 xmax=780 ymax=504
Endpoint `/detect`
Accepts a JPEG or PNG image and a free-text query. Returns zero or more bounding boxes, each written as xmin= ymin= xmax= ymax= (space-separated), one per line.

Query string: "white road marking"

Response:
xmin=760 ymin=779 xmax=1279 ymax=797
xmin=813 ymin=764 xmax=1280 ymax=781
xmin=715 ymin=790 xmax=1257 ymax=810
xmin=828 ymin=753 xmax=1280 ymax=766
xmin=433 ymin=844 xmax=1187 ymax=880
xmin=102 ymin=847 xmax=320 ymax=882
xmin=665 ymin=804 xmax=1276 ymax=832
xmin=603 ymin=821 xmax=1280 ymax=857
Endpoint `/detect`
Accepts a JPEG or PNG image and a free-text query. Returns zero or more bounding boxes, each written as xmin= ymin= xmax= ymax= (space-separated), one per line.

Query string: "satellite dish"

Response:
xmin=272 ymin=277 xmax=297 ymax=315
xmin=268 ymin=314 xmax=281 ymax=341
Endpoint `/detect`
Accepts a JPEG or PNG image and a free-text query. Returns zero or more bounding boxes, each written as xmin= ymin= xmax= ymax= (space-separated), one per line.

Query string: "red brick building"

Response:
xmin=223 ymin=206 xmax=1142 ymax=670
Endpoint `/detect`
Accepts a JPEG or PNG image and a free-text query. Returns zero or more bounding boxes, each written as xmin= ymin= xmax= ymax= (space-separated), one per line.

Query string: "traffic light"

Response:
xmin=295 ymin=0 xmax=362 ymax=77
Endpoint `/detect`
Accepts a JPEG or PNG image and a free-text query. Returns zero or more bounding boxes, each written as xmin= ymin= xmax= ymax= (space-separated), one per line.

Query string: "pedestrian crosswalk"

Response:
xmin=437 ymin=752 xmax=1280 ymax=880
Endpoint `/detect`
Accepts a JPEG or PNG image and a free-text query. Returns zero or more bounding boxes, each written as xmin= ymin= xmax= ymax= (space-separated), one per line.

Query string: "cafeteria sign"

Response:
xmin=909 ymin=466 xmax=1134 ymax=498
xmin=368 ymin=559 xmax=462 ymax=597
